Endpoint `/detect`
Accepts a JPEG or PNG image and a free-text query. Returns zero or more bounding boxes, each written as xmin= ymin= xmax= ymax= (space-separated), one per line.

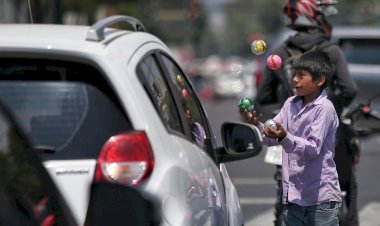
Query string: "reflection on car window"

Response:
xmin=0 ymin=109 xmax=71 ymax=225
xmin=0 ymin=82 xmax=87 ymax=149
xmin=137 ymin=54 xmax=183 ymax=133
xmin=0 ymin=60 xmax=131 ymax=158
xmin=183 ymin=104 xmax=206 ymax=148
xmin=340 ymin=39 xmax=380 ymax=65
xmin=160 ymin=54 xmax=208 ymax=150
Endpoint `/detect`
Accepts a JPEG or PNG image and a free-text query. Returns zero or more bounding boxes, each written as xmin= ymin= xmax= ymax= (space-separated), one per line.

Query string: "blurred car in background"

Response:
xmin=213 ymin=70 xmax=245 ymax=100
xmin=0 ymin=15 xmax=263 ymax=226
xmin=0 ymin=100 xmax=160 ymax=226
xmin=332 ymin=27 xmax=380 ymax=132
xmin=185 ymin=58 xmax=215 ymax=101
xmin=332 ymin=26 xmax=380 ymax=65
xmin=188 ymin=55 xmax=257 ymax=101
xmin=237 ymin=60 xmax=258 ymax=101
xmin=332 ymin=27 xmax=380 ymax=110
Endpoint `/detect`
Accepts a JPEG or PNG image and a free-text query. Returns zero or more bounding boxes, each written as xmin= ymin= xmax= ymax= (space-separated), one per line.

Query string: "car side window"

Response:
xmin=160 ymin=54 xmax=208 ymax=151
xmin=339 ymin=39 xmax=380 ymax=65
xmin=137 ymin=54 xmax=183 ymax=134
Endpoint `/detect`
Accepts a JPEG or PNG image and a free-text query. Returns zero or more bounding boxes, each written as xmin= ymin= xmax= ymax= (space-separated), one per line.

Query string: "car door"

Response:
xmin=157 ymin=52 xmax=229 ymax=225
xmin=130 ymin=41 xmax=227 ymax=225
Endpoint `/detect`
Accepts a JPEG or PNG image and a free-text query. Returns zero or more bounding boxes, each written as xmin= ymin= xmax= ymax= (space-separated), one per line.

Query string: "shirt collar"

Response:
xmin=290 ymin=89 xmax=328 ymax=106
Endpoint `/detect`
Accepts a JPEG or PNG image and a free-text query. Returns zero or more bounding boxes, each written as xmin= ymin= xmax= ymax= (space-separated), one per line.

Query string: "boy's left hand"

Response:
xmin=263 ymin=120 xmax=287 ymax=141
xmin=239 ymin=109 xmax=262 ymax=126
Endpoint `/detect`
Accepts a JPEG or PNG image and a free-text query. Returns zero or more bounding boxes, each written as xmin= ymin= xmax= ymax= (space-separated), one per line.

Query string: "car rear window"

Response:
xmin=0 ymin=59 xmax=131 ymax=160
xmin=0 ymin=82 xmax=88 ymax=148
xmin=339 ymin=39 xmax=380 ymax=65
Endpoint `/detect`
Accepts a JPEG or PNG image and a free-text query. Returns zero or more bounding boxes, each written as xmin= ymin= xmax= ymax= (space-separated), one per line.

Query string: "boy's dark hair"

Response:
xmin=292 ymin=49 xmax=335 ymax=88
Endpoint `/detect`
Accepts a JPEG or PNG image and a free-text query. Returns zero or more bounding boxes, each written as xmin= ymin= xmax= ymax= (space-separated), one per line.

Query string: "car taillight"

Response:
xmin=94 ymin=131 xmax=154 ymax=185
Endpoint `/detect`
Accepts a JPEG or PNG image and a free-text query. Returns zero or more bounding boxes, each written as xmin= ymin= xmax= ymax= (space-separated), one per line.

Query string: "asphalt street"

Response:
xmin=202 ymin=98 xmax=380 ymax=226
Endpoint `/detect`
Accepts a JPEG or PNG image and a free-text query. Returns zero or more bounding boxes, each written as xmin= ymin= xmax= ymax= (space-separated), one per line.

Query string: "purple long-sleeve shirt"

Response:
xmin=259 ymin=90 xmax=341 ymax=206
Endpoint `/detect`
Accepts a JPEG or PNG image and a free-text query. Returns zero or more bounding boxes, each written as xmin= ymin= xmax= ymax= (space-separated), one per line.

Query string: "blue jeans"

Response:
xmin=282 ymin=201 xmax=341 ymax=226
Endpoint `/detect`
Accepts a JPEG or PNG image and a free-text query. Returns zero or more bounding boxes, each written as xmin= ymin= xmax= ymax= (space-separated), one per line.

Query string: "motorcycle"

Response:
xmin=263 ymin=145 xmax=283 ymax=226
xmin=262 ymin=110 xmax=284 ymax=226
xmin=342 ymin=93 xmax=380 ymax=136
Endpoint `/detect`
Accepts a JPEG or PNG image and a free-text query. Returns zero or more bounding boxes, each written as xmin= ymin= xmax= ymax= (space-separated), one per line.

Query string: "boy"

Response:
xmin=241 ymin=49 xmax=341 ymax=226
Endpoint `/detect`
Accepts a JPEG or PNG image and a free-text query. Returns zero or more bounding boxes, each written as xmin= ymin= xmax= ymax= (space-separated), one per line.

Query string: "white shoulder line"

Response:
xmin=359 ymin=202 xmax=380 ymax=226
xmin=244 ymin=202 xmax=380 ymax=226
xmin=244 ymin=208 xmax=274 ymax=226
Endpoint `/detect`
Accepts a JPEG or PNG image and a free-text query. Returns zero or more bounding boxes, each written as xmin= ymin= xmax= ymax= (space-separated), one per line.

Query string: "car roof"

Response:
xmin=272 ymin=25 xmax=380 ymax=41
xmin=0 ymin=22 xmax=168 ymax=60
xmin=332 ymin=26 xmax=380 ymax=39
xmin=267 ymin=25 xmax=380 ymax=53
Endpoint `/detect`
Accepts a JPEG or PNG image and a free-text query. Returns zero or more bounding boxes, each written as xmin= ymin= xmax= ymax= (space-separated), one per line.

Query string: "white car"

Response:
xmin=237 ymin=61 xmax=258 ymax=101
xmin=0 ymin=15 xmax=263 ymax=226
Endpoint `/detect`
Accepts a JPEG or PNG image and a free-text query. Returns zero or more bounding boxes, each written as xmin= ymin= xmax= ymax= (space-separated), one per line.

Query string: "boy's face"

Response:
xmin=293 ymin=69 xmax=326 ymax=99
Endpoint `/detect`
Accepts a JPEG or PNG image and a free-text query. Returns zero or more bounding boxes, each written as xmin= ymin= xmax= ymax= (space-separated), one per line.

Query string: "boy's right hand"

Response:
xmin=263 ymin=120 xmax=287 ymax=141
xmin=239 ymin=109 xmax=262 ymax=126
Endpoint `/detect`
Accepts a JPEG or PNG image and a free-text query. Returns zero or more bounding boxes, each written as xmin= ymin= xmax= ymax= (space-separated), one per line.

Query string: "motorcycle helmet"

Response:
xmin=283 ymin=0 xmax=338 ymax=37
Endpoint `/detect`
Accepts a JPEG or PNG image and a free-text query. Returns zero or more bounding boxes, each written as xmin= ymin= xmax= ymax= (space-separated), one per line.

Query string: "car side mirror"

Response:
xmin=217 ymin=122 xmax=263 ymax=163
xmin=84 ymin=182 xmax=161 ymax=226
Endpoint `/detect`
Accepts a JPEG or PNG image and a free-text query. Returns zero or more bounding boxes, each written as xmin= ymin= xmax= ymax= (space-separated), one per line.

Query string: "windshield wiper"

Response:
xmin=33 ymin=145 xmax=57 ymax=153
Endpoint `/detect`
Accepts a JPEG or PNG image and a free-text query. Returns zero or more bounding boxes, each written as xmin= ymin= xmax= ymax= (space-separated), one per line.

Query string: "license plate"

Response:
xmin=264 ymin=145 xmax=282 ymax=165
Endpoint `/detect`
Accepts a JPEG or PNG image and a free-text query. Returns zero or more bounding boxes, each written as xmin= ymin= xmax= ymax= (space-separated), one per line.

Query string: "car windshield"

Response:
xmin=339 ymin=39 xmax=380 ymax=65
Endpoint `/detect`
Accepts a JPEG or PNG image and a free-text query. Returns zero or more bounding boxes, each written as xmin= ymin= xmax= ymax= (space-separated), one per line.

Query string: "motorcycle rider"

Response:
xmin=254 ymin=0 xmax=359 ymax=225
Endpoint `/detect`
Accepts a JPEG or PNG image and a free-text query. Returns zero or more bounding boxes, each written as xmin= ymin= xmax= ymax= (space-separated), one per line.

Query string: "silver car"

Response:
xmin=0 ymin=15 xmax=263 ymax=226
